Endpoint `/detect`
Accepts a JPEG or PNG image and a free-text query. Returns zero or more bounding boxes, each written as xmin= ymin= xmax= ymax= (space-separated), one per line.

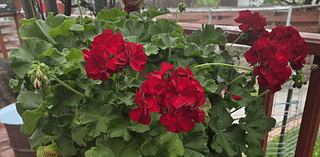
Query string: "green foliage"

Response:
xmin=10 ymin=5 xmax=275 ymax=157
xmin=193 ymin=0 xmax=220 ymax=8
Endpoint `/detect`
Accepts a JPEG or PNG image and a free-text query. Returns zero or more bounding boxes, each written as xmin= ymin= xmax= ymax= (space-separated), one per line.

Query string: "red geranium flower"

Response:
xmin=83 ymin=29 xmax=147 ymax=81
xmin=143 ymin=62 xmax=175 ymax=81
xmin=160 ymin=107 xmax=198 ymax=133
xmin=139 ymin=79 xmax=168 ymax=113
xmin=125 ymin=42 xmax=147 ymax=72
xmin=234 ymin=10 xmax=267 ymax=34
xmin=164 ymin=77 xmax=198 ymax=109
xmin=269 ymin=26 xmax=309 ymax=70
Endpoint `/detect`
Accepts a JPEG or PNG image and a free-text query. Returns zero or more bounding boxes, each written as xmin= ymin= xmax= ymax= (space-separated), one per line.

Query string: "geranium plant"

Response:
xmin=9 ymin=4 xmax=310 ymax=157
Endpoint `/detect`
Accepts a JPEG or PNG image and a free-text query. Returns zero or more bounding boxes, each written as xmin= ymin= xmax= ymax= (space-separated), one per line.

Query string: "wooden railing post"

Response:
xmin=259 ymin=87 xmax=274 ymax=155
xmin=13 ymin=0 xmax=25 ymax=45
xmin=294 ymin=55 xmax=320 ymax=157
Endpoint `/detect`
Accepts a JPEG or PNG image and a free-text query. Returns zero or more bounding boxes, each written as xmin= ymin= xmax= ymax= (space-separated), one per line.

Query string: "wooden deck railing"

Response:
xmin=180 ymin=22 xmax=320 ymax=157
xmin=1 ymin=2 xmax=319 ymax=155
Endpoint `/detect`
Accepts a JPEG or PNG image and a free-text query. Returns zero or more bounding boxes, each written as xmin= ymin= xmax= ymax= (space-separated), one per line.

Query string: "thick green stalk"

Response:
xmin=78 ymin=63 xmax=87 ymax=75
xmin=176 ymin=9 xmax=178 ymax=21
xmin=227 ymin=72 xmax=250 ymax=86
xmin=76 ymin=0 xmax=83 ymax=24
xmin=136 ymin=72 xmax=139 ymax=80
xmin=250 ymin=90 xmax=270 ymax=103
xmin=226 ymin=33 xmax=245 ymax=51
xmin=194 ymin=63 xmax=253 ymax=71
xmin=47 ymin=72 xmax=86 ymax=98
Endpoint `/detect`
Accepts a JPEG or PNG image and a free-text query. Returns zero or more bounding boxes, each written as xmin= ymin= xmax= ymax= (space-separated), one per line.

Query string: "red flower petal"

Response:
xmin=232 ymin=95 xmax=243 ymax=100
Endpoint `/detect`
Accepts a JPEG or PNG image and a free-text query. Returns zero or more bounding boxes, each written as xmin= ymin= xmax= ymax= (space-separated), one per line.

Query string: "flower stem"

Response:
xmin=227 ymin=72 xmax=250 ymax=86
xmin=250 ymin=90 xmax=270 ymax=103
xmin=47 ymin=72 xmax=86 ymax=98
xmin=194 ymin=63 xmax=253 ymax=71
xmin=176 ymin=9 xmax=178 ymax=21
xmin=78 ymin=63 xmax=87 ymax=76
xmin=115 ymin=73 xmax=119 ymax=94
xmin=76 ymin=0 xmax=83 ymax=24
xmin=226 ymin=34 xmax=244 ymax=51
xmin=136 ymin=72 xmax=139 ymax=80
xmin=168 ymin=48 xmax=172 ymax=63
xmin=29 ymin=0 xmax=37 ymax=20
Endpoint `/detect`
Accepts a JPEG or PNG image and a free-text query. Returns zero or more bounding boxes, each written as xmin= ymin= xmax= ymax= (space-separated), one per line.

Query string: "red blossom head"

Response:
xmin=130 ymin=62 xmax=206 ymax=133
xmin=83 ymin=29 xmax=147 ymax=81
xmin=234 ymin=10 xmax=267 ymax=35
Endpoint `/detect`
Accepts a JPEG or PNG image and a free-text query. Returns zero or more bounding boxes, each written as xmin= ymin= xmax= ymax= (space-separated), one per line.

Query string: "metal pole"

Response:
xmin=277 ymin=86 xmax=293 ymax=157
xmin=286 ymin=6 xmax=293 ymax=26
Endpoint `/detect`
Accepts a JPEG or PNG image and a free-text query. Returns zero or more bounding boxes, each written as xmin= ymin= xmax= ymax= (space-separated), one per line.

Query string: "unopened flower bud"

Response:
xmin=30 ymin=75 xmax=36 ymax=83
xmin=310 ymin=64 xmax=319 ymax=71
xmin=34 ymin=79 xmax=42 ymax=89
xmin=36 ymin=70 xmax=43 ymax=80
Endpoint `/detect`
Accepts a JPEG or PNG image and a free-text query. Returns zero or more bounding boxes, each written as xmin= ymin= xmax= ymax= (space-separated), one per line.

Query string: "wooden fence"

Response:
xmin=158 ymin=10 xmax=320 ymax=33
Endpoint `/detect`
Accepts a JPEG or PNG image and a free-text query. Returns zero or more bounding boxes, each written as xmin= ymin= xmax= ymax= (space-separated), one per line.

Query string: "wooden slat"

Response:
xmin=0 ymin=29 xmax=8 ymax=58
xmin=294 ymin=56 xmax=320 ymax=157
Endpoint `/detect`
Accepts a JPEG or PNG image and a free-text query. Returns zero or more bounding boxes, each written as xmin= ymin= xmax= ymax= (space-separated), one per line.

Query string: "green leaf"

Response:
xmin=129 ymin=122 xmax=150 ymax=133
xmin=107 ymin=117 xmax=132 ymax=141
xmin=49 ymin=19 xmax=74 ymax=38
xmin=46 ymin=84 xmax=83 ymax=116
xmin=29 ymin=129 xmax=46 ymax=151
xmin=227 ymin=85 xmax=252 ymax=108
xmin=245 ymin=144 xmax=264 ymax=157
xmin=148 ymin=18 xmax=175 ymax=36
xmin=71 ymin=126 xmax=87 ymax=146
xmin=152 ymin=33 xmax=179 ymax=50
xmin=140 ymin=138 xmax=159 ymax=156
xmin=179 ymin=123 xmax=209 ymax=157
xmin=116 ymin=92 xmax=135 ymax=106
xmin=19 ymin=20 xmax=57 ymax=44
xmin=189 ymin=25 xmax=227 ymax=46
xmin=211 ymin=125 xmax=246 ymax=156
xmin=85 ymin=136 xmax=142 ymax=157
xmin=55 ymin=133 xmax=77 ymax=156
xmin=21 ymin=102 xmax=48 ymax=134
xmin=143 ymin=6 xmax=171 ymax=20
xmin=80 ymin=24 xmax=97 ymax=42
xmin=36 ymin=142 xmax=60 ymax=157
xmin=65 ymin=48 xmax=84 ymax=63
xmin=239 ymin=102 xmax=274 ymax=145
xmin=70 ymin=23 xmax=85 ymax=31
xmin=209 ymin=105 xmax=233 ymax=133
xmin=54 ymin=35 xmax=85 ymax=51
xmin=9 ymin=39 xmax=53 ymax=78
xmin=155 ymin=132 xmax=184 ymax=157
xmin=46 ymin=13 xmax=68 ymax=28
xmin=144 ymin=43 xmax=159 ymax=56
xmin=79 ymin=102 xmax=121 ymax=137
xmin=41 ymin=116 xmax=63 ymax=136
xmin=16 ymin=91 xmax=43 ymax=116
xmin=123 ymin=36 xmax=139 ymax=44
xmin=118 ymin=19 xmax=153 ymax=42
xmin=203 ymin=79 xmax=218 ymax=93
xmin=97 ymin=8 xmax=127 ymax=20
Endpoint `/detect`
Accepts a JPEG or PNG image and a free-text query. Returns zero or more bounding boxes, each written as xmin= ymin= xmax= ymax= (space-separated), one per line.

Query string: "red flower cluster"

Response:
xmin=234 ymin=10 xmax=267 ymax=35
xmin=130 ymin=62 xmax=205 ymax=133
xmin=244 ymin=26 xmax=309 ymax=94
xmin=83 ymin=29 xmax=147 ymax=81
xmin=122 ymin=0 xmax=143 ymax=13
